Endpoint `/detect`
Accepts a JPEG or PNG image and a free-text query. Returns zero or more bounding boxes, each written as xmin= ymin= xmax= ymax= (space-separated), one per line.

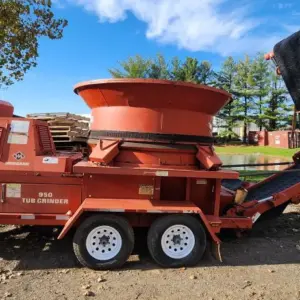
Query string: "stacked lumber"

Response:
xmin=27 ymin=112 xmax=90 ymax=152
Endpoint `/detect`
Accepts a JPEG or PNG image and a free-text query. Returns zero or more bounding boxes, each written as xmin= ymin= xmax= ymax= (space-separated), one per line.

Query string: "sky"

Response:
xmin=2 ymin=0 xmax=300 ymax=116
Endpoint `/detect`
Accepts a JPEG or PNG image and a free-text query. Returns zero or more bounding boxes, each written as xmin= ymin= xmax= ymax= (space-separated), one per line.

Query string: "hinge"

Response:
xmin=0 ymin=183 xmax=6 ymax=203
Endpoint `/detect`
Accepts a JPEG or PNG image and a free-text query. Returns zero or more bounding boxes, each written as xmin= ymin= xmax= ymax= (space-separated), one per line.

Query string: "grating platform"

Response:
xmin=245 ymin=164 xmax=300 ymax=201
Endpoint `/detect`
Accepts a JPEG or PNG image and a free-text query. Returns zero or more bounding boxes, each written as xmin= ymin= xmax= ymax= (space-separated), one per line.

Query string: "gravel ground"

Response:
xmin=0 ymin=204 xmax=299 ymax=300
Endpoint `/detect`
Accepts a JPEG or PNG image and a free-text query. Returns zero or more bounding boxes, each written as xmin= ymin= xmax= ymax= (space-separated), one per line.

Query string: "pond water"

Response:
xmin=219 ymin=153 xmax=292 ymax=171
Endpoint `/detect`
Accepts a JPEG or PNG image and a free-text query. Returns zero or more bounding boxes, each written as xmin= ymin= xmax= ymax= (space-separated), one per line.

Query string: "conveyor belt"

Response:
xmin=221 ymin=179 xmax=243 ymax=191
xmin=245 ymin=164 xmax=300 ymax=201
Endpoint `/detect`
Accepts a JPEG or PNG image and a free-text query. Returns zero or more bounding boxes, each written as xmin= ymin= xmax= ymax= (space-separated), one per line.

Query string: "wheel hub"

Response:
xmin=161 ymin=224 xmax=195 ymax=259
xmin=172 ymin=234 xmax=182 ymax=245
xmin=99 ymin=235 xmax=110 ymax=246
xmin=86 ymin=225 xmax=122 ymax=261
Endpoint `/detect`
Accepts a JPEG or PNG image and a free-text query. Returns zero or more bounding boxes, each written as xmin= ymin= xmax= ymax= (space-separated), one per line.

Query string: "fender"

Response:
xmin=58 ymin=198 xmax=221 ymax=260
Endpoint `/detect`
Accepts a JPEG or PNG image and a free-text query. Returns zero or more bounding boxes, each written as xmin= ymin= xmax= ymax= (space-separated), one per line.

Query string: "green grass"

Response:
xmin=215 ymin=145 xmax=300 ymax=158
xmin=237 ymin=170 xmax=272 ymax=182
xmin=215 ymin=145 xmax=299 ymax=182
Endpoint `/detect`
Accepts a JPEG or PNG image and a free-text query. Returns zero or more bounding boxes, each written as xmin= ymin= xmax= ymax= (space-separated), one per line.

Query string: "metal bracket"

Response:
xmin=211 ymin=242 xmax=223 ymax=263
xmin=0 ymin=183 xmax=6 ymax=203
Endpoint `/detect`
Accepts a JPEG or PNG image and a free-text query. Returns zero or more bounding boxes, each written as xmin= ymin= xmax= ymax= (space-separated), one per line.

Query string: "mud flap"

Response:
xmin=212 ymin=242 xmax=223 ymax=262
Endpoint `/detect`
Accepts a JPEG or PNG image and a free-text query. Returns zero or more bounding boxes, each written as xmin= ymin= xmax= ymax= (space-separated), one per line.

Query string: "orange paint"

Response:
xmin=0 ymin=100 xmax=14 ymax=117
xmin=0 ymin=78 xmax=297 ymax=245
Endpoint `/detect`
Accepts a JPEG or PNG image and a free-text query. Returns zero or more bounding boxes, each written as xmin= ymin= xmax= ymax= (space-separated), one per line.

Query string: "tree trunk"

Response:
xmin=270 ymin=119 xmax=276 ymax=130
xmin=228 ymin=103 xmax=232 ymax=141
xmin=243 ymin=96 xmax=248 ymax=144
xmin=259 ymin=95 xmax=262 ymax=131
xmin=243 ymin=122 xmax=247 ymax=144
xmin=270 ymin=83 xmax=278 ymax=131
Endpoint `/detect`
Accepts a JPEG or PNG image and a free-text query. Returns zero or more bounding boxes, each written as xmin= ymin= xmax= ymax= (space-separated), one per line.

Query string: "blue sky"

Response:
xmin=2 ymin=0 xmax=299 ymax=116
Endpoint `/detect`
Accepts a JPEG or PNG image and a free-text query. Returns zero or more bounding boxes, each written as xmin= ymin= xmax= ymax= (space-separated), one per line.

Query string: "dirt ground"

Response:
xmin=0 ymin=204 xmax=299 ymax=300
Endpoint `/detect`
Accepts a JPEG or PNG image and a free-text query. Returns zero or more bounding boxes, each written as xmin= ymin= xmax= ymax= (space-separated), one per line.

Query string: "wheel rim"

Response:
xmin=86 ymin=225 xmax=122 ymax=260
xmin=161 ymin=224 xmax=195 ymax=259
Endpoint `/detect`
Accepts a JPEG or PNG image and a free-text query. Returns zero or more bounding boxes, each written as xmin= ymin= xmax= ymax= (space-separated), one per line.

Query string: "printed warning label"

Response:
xmin=6 ymin=184 xmax=21 ymax=198
xmin=139 ymin=184 xmax=154 ymax=195
xmin=155 ymin=171 xmax=169 ymax=177
xmin=196 ymin=179 xmax=207 ymax=185
xmin=43 ymin=157 xmax=59 ymax=164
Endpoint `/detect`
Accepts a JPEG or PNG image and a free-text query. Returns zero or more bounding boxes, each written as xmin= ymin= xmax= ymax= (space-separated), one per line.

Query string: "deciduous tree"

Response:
xmin=0 ymin=0 xmax=67 ymax=86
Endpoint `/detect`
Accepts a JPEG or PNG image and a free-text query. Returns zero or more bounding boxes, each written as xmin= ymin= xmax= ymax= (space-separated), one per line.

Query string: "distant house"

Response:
xmin=212 ymin=117 xmax=227 ymax=135
xmin=213 ymin=116 xmax=262 ymax=139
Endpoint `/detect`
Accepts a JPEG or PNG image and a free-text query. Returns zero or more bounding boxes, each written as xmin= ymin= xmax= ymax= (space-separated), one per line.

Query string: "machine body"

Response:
xmin=0 ymin=74 xmax=299 ymax=269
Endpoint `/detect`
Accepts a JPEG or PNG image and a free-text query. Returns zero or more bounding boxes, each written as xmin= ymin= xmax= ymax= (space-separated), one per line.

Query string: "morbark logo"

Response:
xmin=13 ymin=152 xmax=25 ymax=161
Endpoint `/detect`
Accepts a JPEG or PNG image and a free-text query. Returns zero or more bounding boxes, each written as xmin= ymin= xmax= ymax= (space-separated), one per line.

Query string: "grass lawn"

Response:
xmin=215 ymin=145 xmax=299 ymax=182
xmin=238 ymin=170 xmax=273 ymax=182
xmin=215 ymin=145 xmax=300 ymax=158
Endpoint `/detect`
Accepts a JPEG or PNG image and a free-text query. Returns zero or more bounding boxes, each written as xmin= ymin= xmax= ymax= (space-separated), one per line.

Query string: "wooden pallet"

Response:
xmin=27 ymin=112 xmax=90 ymax=154
xmin=27 ymin=112 xmax=90 ymax=121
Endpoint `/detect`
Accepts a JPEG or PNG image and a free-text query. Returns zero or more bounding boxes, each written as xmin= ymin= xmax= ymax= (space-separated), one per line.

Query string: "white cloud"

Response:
xmin=66 ymin=0 xmax=296 ymax=55
xmin=277 ymin=3 xmax=293 ymax=9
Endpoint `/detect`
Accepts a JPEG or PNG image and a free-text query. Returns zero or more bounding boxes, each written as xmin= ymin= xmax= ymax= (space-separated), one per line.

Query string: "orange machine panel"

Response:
xmin=0 ymin=118 xmax=80 ymax=173
xmin=196 ymin=146 xmax=222 ymax=170
xmin=190 ymin=178 xmax=215 ymax=214
xmin=89 ymin=140 xmax=120 ymax=164
xmin=160 ymin=177 xmax=187 ymax=201
xmin=74 ymin=79 xmax=231 ymax=115
xmin=0 ymin=100 xmax=14 ymax=117
xmin=90 ymin=107 xmax=213 ymax=137
xmin=74 ymin=79 xmax=230 ymax=144
xmin=114 ymin=149 xmax=197 ymax=168
xmin=0 ymin=184 xmax=82 ymax=214
xmin=83 ymin=174 xmax=156 ymax=200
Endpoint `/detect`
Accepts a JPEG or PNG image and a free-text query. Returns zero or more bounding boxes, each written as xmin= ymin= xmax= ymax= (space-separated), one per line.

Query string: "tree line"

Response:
xmin=0 ymin=0 xmax=293 ymax=143
xmin=109 ymin=54 xmax=293 ymax=143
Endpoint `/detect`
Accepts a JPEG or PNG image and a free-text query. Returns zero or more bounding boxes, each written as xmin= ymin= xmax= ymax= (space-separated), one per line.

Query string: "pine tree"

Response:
xmin=216 ymin=57 xmax=239 ymax=140
xmin=108 ymin=55 xmax=151 ymax=78
xmin=169 ymin=57 xmax=185 ymax=81
xmin=147 ymin=54 xmax=169 ymax=79
xmin=198 ymin=61 xmax=214 ymax=85
xmin=181 ymin=57 xmax=200 ymax=83
xmin=108 ymin=53 xmax=294 ymax=140
xmin=264 ymin=70 xmax=292 ymax=130
xmin=234 ymin=55 xmax=256 ymax=143
xmin=251 ymin=54 xmax=270 ymax=130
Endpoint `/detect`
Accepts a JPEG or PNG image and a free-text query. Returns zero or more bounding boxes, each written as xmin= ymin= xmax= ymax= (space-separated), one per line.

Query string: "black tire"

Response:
xmin=73 ymin=214 xmax=134 ymax=270
xmin=147 ymin=215 xmax=206 ymax=268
